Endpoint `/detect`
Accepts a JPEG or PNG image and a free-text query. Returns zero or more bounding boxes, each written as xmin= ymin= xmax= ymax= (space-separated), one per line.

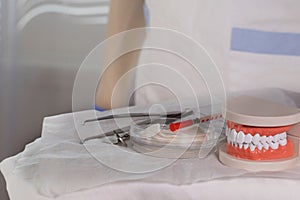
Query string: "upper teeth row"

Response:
xmin=226 ymin=127 xmax=287 ymax=151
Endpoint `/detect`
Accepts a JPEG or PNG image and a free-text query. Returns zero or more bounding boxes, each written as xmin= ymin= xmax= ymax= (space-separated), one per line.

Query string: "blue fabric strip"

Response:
xmin=231 ymin=27 xmax=300 ymax=56
xmin=143 ymin=2 xmax=150 ymax=27
xmin=94 ymin=105 xmax=106 ymax=112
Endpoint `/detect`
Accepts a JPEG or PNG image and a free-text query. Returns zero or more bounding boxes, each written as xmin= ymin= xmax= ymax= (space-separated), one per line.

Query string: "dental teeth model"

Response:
xmin=219 ymin=95 xmax=300 ymax=171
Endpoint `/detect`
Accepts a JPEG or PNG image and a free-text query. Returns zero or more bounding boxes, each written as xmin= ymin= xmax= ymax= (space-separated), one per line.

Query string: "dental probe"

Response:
xmin=82 ymin=111 xmax=186 ymax=125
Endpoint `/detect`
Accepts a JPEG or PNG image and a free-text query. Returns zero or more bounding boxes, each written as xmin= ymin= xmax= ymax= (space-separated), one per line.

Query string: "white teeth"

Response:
xmin=279 ymin=132 xmax=286 ymax=140
xmin=228 ymin=130 xmax=233 ymax=143
xmin=274 ymin=142 xmax=279 ymax=150
xmin=278 ymin=132 xmax=284 ymax=140
xmin=263 ymin=143 xmax=270 ymax=150
xmin=283 ymin=132 xmax=287 ymax=139
xmin=226 ymin=130 xmax=230 ymax=143
xmin=228 ymin=130 xmax=232 ymax=143
xmin=236 ymin=131 xmax=245 ymax=144
xmin=250 ymin=143 xmax=256 ymax=152
xmin=227 ymin=136 xmax=230 ymax=143
xmin=270 ymin=142 xmax=279 ymax=150
xmin=266 ymin=136 xmax=273 ymax=145
xmin=279 ymin=139 xmax=287 ymax=146
xmin=271 ymin=136 xmax=277 ymax=143
xmin=257 ymin=142 xmax=263 ymax=151
xmin=274 ymin=134 xmax=280 ymax=142
xmin=260 ymin=136 xmax=267 ymax=145
xmin=231 ymin=129 xmax=237 ymax=144
xmin=252 ymin=134 xmax=260 ymax=145
xmin=245 ymin=134 xmax=253 ymax=143
xmin=233 ymin=130 xmax=238 ymax=144
xmin=226 ymin=128 xmax=288 ymax=151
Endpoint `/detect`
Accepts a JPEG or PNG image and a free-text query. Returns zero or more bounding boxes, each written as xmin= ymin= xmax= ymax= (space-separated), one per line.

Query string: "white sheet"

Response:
xmin=7 ymin=108 xmax=300 ymax=197
xmin=2 ymin=90 xmax=300 ymax=199
xmin=2 ymin=154 xmax=300 ymax=200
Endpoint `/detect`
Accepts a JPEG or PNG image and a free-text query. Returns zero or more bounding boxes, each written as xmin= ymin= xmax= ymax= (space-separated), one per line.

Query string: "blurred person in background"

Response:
xmin=96 ymin=0 xmax=300 ymax=110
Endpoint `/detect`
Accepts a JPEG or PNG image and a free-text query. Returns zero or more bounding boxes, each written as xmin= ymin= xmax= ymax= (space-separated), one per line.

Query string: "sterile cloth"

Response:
xmin=1 ymin=88 xmax=300 ymax=198
xmin=2 ymin=154 xmax=300 ymax=200
xmin=1 ymin=106 xmax=300 ymax=197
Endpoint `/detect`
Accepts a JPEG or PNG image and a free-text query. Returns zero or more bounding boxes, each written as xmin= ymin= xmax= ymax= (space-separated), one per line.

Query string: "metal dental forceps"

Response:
xmin=80 ymin=109 xmax=194 ymax=145
xmin=113 ymin=130 xmax=130 ymax=147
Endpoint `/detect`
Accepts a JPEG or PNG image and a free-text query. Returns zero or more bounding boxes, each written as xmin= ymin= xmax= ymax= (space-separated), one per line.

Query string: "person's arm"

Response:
xmin=95 ymin=0 xmax=146 ymax=110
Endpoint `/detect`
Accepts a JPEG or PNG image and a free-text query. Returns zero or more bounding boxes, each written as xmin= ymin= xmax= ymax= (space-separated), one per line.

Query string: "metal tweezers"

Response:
xmin=82 ymin=111 xmax=190 ymax=125
xmin=80 ymin=109 xmax=194 ymax=145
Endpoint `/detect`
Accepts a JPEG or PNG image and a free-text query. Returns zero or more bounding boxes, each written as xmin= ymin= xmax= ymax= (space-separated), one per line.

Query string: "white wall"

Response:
xmin=0 ymin=1 xmax=110 ymax=199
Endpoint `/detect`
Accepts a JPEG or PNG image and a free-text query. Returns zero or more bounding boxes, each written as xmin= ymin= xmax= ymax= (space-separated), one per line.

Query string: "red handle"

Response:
xmin=169 ymin=120 xmax=194 ymax=132
xmin=169 ymin=114 xmax=223 ymax=132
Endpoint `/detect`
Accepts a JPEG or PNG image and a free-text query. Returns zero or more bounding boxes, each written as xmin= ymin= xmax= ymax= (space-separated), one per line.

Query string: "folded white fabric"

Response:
xmin=10 ymin=89 xmax=300 ymax=197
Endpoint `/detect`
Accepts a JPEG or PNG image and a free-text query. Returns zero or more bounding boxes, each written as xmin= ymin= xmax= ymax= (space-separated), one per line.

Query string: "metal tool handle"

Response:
xmin=82 ymin=111 xmax=188 ymax=125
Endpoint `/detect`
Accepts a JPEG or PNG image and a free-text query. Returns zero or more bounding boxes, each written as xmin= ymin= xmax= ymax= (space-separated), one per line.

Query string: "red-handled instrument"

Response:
xmin=169 ymin=113 xmax=223 ymax=132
